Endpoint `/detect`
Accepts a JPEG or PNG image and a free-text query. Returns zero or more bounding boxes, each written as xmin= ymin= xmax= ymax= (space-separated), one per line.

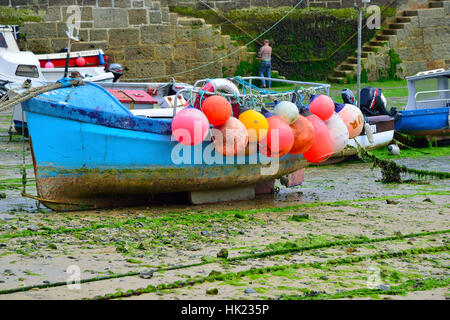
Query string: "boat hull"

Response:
xmin=26 ymin=111 xmax=306 ymax=211
xmin=394 ymin=107 xmax=450 ymax=138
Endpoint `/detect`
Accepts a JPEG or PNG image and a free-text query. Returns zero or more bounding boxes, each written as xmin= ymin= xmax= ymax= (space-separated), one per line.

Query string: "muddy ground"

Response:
xmin=0 ymin=111 xmax=449 ymax=300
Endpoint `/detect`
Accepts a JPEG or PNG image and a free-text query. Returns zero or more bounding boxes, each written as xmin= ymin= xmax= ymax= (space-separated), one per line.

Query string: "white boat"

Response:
xmin=0 ymin=25 xmax=122 ymax=135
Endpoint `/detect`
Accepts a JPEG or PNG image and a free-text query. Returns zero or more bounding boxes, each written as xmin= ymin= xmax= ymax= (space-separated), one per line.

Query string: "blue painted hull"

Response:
xmin=394 ymin=107 xmax=449 ymax=137
xmin=22 ymin=82 xmax=307 ymax=211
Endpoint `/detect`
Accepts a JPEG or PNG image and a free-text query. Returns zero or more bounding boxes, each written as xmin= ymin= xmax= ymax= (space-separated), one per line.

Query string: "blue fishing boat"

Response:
xmin=395 ymin=69 xmax=450 ymax=139
xmin=21 ymin=80 xmax=315 ymax=211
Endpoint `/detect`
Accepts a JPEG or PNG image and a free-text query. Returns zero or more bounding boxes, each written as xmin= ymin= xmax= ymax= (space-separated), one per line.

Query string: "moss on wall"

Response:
xmin=171 ymin=6 xmax=395 ymax=81
xmin=0 ymin=7 xmax=44 ymax=25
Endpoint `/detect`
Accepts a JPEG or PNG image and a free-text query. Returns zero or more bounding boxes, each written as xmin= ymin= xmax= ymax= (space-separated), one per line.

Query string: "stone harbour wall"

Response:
xmin=164 ymin=0 xmax=394 ymax=10
xmin=3 ymin=0 xmax=251 ymax=82
xmin=364 ymin=5 xmax=450 ymax=80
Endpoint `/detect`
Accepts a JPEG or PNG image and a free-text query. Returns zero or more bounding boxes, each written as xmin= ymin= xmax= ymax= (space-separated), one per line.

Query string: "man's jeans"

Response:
xmin=259 ymin=61 xmax=271 ymax=88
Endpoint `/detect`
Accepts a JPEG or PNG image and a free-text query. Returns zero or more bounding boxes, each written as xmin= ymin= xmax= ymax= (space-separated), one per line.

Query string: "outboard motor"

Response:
xmin=341 ymin=88 xmax=356 ymax=105
xmin=360 ymin=87 xmax=396 ymax=117
xmin=108 ymin=63 xmax=124 ymax=83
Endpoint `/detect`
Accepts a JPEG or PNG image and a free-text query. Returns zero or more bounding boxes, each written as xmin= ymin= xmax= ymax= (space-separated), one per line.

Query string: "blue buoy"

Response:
xmin=99 ymin=52 xmax=105 ymax=65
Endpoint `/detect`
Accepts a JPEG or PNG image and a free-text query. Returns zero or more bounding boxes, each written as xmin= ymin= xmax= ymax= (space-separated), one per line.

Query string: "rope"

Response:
xmin=0 ymin=79 xmax=84 ymax=113
xmin=353 ymin=139 xmax=450 ymax=183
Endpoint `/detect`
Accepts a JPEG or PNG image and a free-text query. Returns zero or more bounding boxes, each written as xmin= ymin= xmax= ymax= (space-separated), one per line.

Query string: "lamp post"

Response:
xmin=355 ymin=0 xmax=370 ymax=109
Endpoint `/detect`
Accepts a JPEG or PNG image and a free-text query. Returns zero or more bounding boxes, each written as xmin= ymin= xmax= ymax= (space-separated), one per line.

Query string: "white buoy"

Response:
xmin=388 ymin=144 xmax=400 ymax=155
xmin=274 ymin=101 xmax=299 ymax=125
xmin=325 ymin=113 xmax=349 ymax=154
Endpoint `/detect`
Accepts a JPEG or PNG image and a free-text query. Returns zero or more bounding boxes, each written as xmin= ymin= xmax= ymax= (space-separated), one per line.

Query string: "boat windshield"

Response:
xmin=0 ymin=33 xmax=7 ymax=49
xmin=413 ymin=77 xmax=450 ymax=109
xmin=16 ymin=65 xmax=39 ymax=78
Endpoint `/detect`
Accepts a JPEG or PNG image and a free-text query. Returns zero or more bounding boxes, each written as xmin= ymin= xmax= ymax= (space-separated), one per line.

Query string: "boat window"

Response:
xmin=0 ymin=33 xmax=7 ymax=49
xmin=16 ymin=65 xmax=39 ymax=78
xmin=414 ymin=78 xmax=438 ymax=102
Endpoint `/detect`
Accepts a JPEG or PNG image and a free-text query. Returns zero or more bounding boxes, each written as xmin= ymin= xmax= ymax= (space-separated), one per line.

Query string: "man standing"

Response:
xmin=258 ymin=39 xmax=272 ymax=88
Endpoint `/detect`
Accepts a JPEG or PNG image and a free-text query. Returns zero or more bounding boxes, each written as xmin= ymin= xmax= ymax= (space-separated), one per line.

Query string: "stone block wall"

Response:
xmin=165 ymin=0 xmax=394 ymax=10
xmin=4 ymin=0 xmax=250 ymax=82
xmin=364 ymin=5 xmax=450 ymax=80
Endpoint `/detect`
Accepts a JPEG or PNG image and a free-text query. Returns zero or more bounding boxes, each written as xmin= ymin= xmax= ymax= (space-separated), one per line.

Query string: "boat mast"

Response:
xmin=355 ymin=0 xmax=370 ymax=109
xmin=63 ymin=6 xmax=81 ymax=79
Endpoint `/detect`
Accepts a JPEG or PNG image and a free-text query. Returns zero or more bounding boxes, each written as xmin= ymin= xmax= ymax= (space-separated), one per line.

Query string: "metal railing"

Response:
xmin=415 ymin=89 xmax=450 ymax=106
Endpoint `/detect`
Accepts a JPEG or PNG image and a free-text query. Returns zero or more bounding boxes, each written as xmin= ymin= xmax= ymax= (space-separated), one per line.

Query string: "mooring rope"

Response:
xmin=0 ymin=79 xmax=84 ymax=113
xmin=353 ymin=140 xmax=450 ymax=183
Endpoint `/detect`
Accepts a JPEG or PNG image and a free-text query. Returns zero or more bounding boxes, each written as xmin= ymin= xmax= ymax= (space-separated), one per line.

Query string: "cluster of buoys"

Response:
xmin=171 ymin=90 xmax=364 ymax=164
xmin=304 ymin=95 xmax=365 ymax=163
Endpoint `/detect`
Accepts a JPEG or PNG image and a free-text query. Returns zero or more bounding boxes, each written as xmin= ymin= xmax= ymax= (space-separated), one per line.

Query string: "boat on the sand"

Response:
xmin=21 ymin=78 xmax=328 ymax=211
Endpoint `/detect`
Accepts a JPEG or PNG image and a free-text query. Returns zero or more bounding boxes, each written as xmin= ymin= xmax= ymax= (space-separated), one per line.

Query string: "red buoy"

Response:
xmin=309 ymin=95 xmax=335 ymax=121
xmin=76 ymin=57 xmax=86 ymax=67
xmin=302 ymin=114 xmax=333 ymax=163
xmin=260 ymin=116 xmax=294 ymax=158
xmin=201 ymin=95 xmax=232 ymax=126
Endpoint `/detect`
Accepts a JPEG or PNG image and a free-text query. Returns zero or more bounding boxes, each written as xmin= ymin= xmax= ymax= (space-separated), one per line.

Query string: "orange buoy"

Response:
xmin=213 ymin=117 xmax=249 ymax=156
xmin=238 ymin=110 xmax=269 ymax=143
xmin=201 ymin=95 xmax=232 ymax=126
xmin=260 ymin=116 xmax=294 ymax=158
xmin=338 ymin=104 xmax=364 ymax=139
xmin=171 ymin=108 xmax=210 ymax=146
xmin=302 ymin=114 xmax=333 ymax=163
xmin=325 ymin=113 xmax=349 ymax=154
xmin=289 ymin=115 xmax=315 ymax=155
xmin=308 ymin=95 xmax=335 ymax=121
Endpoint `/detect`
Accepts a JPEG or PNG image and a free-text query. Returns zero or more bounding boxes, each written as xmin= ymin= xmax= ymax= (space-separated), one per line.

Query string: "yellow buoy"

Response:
xmin=238 ymin=110 xmax=269 ymax=143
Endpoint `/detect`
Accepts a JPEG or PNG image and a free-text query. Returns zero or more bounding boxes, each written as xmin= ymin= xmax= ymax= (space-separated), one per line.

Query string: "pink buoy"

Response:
xmin=44 ymin=61 xmax=55 ymax=69
xmin=338 ymin=104 xmax=364 ymax=139
xmin=302 ymin=114 xmax=333 ymax=163
xmin=325 ymin=113 xmax=349 ymax=154
xmin=260 ymin=116 xmax=294 ymax=158
xmin=309 ymin=95 xmax=335 ymax=121
xmin=76 ymin=57 xmax=86 ymax=67
xmin=171 ymin=108 xmax=210 ymax=146
xmin=213 ymin=117 xmax=249 ymax=156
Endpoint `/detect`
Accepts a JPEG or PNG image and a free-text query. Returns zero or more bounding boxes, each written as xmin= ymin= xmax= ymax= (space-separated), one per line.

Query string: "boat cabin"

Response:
xmin=405 ymin=69 xmax=450 ymax=111
xmin=0 ymin=26 xmax=46 ymax=82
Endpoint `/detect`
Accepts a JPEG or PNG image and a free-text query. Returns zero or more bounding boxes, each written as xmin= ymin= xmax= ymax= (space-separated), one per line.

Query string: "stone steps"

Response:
xmin=327 ymin=7 xmax=418 ymax=84
xmin=177 ymin=17 xmax=205 ymax=26
xmin=389 ymin=23 xmax=407 ymax=29
xmin=403 ymin=10 xmax=419 ymax=16
xmin=396 ymin=17 xmax=411 ymax=23
xmin=327 ymin=0 xmax=448 ymax=84
xmin=382 ymin=28 xmax=397 ymax=35
xmin=429 ymin=1 xmax=444 ymax=8
xmin=339 ymin=63 xmax=357 ymax=71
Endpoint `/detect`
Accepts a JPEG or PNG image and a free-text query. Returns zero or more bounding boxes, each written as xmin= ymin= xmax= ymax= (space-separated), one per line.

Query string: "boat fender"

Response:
xmin=364 ymin=122 xmax=375 ymax=144
xmin=194 ymin=79 xmax=241 ymax=117
xmin=387 ymin=144 xmax=400 ymax=155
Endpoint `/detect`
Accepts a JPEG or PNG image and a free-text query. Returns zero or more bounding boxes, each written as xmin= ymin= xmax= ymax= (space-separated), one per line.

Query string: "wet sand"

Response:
xmin=0 ymin=111 xmax=449 ymax=300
